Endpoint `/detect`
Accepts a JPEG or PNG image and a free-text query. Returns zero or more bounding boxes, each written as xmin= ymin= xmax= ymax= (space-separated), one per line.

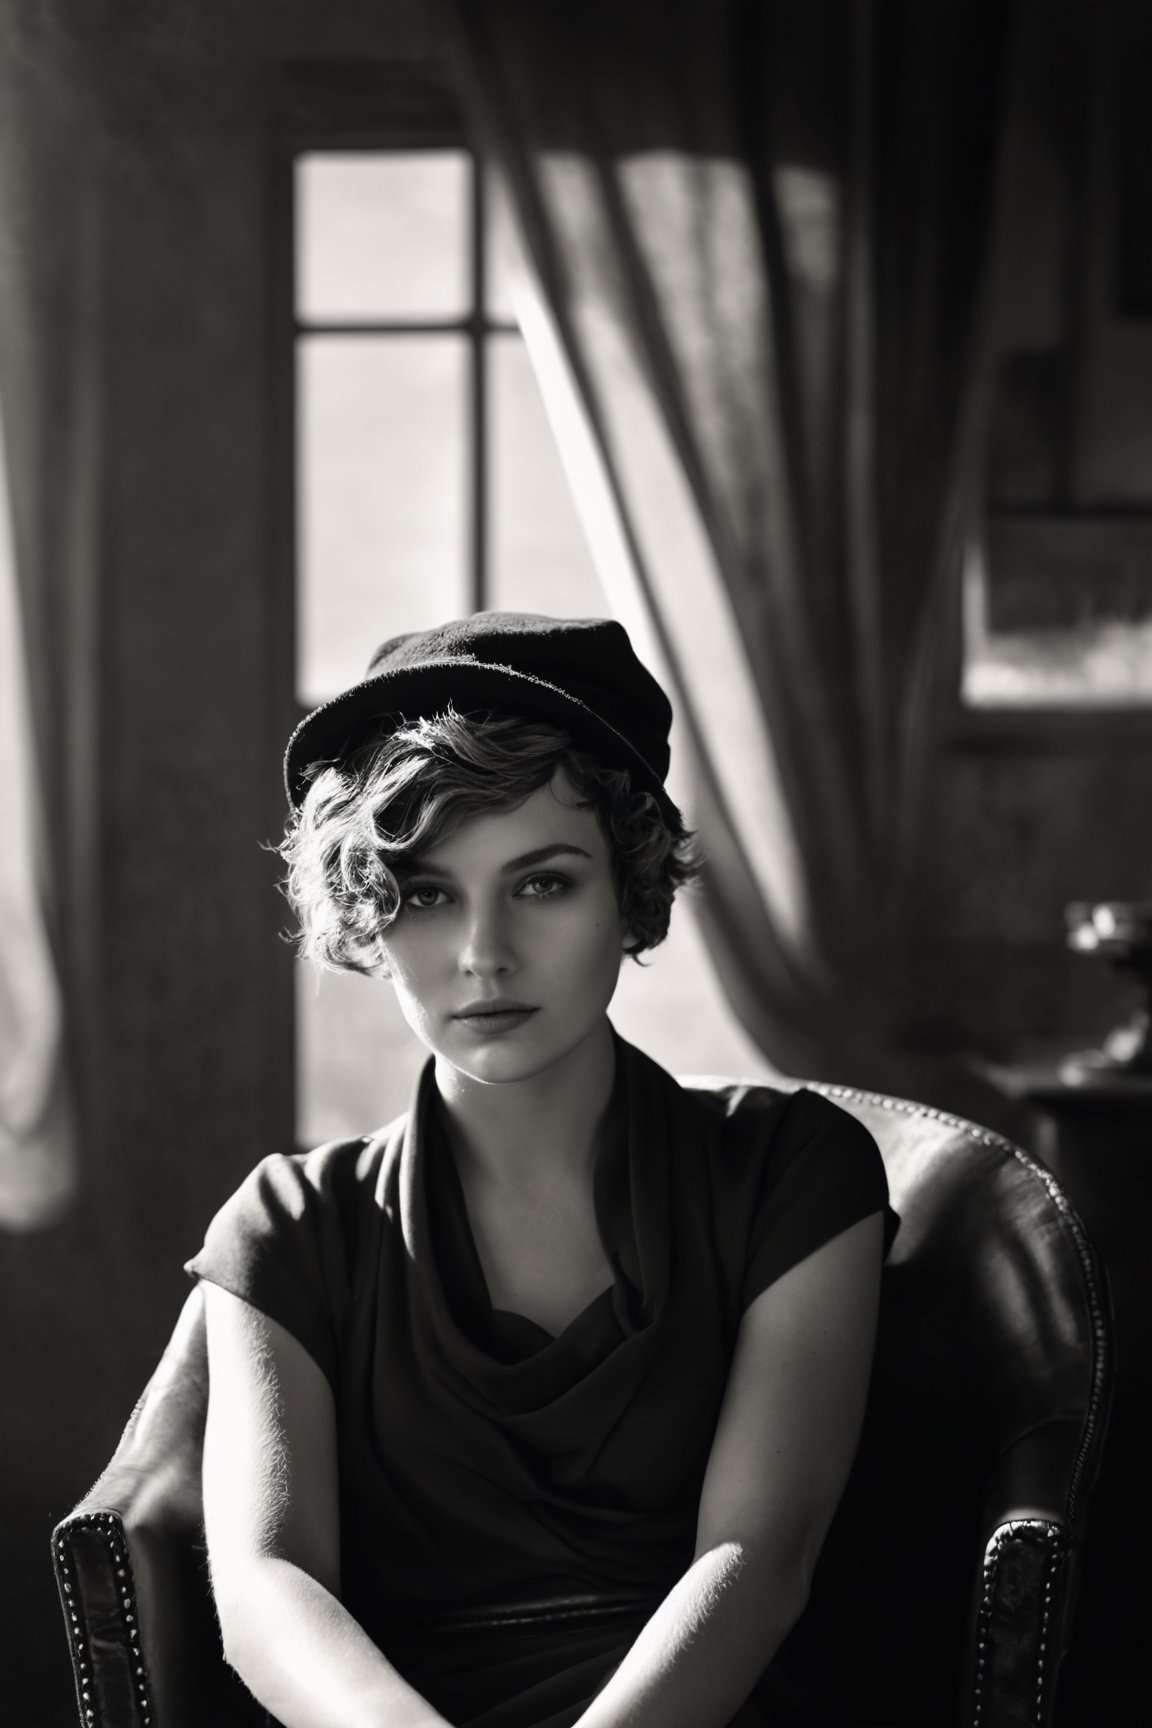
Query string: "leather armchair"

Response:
xmin=52 ymin=1082 xmax=1110 ymax=1728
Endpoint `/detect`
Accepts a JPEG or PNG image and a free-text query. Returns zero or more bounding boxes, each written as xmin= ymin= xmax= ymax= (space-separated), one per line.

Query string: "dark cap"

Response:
xmin=284 ymin=611 xmax=682 ymax=827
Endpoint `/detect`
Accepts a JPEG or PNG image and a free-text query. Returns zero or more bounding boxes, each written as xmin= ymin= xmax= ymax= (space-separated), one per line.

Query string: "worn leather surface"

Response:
xmin=771 ymin=1086 xmax=1110 ymax=1727
xmin=52 ymin=1085 xmax=1110 ymax=1728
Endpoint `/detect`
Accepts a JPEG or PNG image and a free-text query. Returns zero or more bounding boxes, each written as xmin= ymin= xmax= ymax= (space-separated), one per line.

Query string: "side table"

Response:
xmin=985 ymin=1062 xmax=1152 ymax=1728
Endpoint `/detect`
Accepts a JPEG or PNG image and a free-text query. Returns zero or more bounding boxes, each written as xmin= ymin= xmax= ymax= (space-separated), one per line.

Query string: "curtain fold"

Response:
xmin=442 ymin=0 xmax=1016 ymax=1094
xmin=0 ymin=4 xmax=105 ymax=1225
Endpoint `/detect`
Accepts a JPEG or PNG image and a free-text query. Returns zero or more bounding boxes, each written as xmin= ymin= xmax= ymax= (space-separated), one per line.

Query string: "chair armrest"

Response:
xmin=51 ymin=1290 xmax=266 ymax=1728
xmin=959 ymin=1416 xmax=1092 ymax=1728
xmin=966 ymin=1515 xmax=1071 ymax=1728
xmin=54 ymin=1509 xmax=156 ymax=1728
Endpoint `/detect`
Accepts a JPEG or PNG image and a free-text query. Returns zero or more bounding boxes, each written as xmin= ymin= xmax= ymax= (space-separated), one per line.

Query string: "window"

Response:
xmin=289 ymin=125 xmax=612 ymax=1142
xmin=282 ymin=78 xmax=774 ymax=1145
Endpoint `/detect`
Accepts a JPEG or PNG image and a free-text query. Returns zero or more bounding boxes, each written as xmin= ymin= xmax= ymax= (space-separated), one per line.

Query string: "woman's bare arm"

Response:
xmin=575 ymin=1210 xmax=885 ymax=1728
xmin=202 ymin=1284 xmax=453 ymax=1728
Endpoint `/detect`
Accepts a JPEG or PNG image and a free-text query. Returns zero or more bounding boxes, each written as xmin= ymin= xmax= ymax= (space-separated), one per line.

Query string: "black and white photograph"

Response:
xmin=1 ymin=3 xmax=1148 ymax=1724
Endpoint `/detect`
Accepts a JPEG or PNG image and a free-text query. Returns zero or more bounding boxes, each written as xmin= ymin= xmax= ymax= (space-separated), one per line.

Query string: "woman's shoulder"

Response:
xmin=677 ymin=1070 xmax=870 ymax=1138
xmin=675 ymin=1073 xmax=885 ymax=1199
xmin=675 ymin=1077 xmax=893 ymax=1304
xmin=623 ymin=1040 xmax=870 ymax=1156
xmin=203 ymin=1111 xmax=409 ymax=1239
xmin=186 ymin=1114 xmax=413 ymax=1369
xmin=288 ymin=1113 xmax=407 ymax=1190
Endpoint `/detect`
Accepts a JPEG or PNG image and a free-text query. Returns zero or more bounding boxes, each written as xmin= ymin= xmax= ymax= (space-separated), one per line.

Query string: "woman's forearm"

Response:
xmin=214 ymin=1554 xmax=453 ymax=1728
xmin=574 ymin=1540 xmax=807 ymax=1728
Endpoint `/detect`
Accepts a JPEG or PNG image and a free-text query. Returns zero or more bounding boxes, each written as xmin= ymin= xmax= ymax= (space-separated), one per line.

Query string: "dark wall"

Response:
xmin=916 ymin=0 xmax=1152 ymax=1072
xmin=0 ymin=6 xmax=429 ymax=1723
xmin=1 ymin=53 xmax=279 ymax=1728
xmin=916 ymin=733 xmax=1152 ymax=1058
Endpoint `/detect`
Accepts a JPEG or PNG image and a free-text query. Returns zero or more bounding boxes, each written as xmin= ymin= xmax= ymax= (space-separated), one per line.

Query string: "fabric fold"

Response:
xmin=187 ymin=1031 xmax=894 ymax=1724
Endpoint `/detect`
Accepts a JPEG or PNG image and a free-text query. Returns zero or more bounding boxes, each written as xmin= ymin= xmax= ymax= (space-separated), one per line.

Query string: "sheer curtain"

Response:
xmin=0 ymin=6 xmax=105 ymax=1225
xmin=442 ymin=0 xmax=1015 ymax=1095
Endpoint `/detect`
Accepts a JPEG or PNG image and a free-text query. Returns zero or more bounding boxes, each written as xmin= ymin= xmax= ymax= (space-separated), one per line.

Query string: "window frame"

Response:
xmin=276 ymin=66 xmax=519 ymax=692
xmin=952 ymin=4 xmax=1152 ymax=742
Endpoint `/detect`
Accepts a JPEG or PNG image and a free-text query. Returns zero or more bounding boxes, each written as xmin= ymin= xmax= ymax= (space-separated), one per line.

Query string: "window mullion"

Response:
xmin=469 ymin=154 xmax=488 ymax=613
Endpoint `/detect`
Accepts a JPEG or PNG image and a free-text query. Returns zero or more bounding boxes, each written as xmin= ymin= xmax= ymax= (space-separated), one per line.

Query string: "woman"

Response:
xmin=189 ymin=612 xmax=895 ymax=1728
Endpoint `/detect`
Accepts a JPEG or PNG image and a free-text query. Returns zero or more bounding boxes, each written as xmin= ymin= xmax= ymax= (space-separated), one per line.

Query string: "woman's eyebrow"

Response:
xmin=400 ymin=843 xmax=592 ymax=879
xmin=501 ymin=843 xmax=592 ymax=873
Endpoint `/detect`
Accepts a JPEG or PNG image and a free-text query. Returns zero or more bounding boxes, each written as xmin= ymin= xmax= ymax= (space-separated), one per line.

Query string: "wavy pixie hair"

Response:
xmin=278 ymin=708 xmax=702 ymax=976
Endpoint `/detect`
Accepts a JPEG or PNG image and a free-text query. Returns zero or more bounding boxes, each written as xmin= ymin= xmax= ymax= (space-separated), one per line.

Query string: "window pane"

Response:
xmin=484 ymin=172 xmax=519 ymax=324
xmin=489 ymin=335 xmax=606 ymax=617
xmin=297 ymin=335 xmax=467 ymax=703
xmin=296 ymin=152 xmax=469 ymax=322
xmin=297 ymin=967 xmax=427 ymax=1144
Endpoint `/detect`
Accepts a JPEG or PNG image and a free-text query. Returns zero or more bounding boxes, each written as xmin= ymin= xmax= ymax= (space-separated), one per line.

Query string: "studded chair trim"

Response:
xmin=53 ymin=1512 xmax=155 ymax=1728
xmin=971 ymin=1519 xmax=1071 ymax=1728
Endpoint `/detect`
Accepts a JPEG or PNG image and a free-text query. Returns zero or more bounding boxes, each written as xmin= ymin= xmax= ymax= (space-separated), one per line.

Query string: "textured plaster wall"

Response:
xmin=4 ymin=34 xmax=281 ymax=1728
xmin=913 ymin=737 xmax=1152 ymax=1061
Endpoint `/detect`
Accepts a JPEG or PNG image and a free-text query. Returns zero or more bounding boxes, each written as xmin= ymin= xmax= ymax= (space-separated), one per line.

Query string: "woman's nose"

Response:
xmin=458 ymin=902 xmax=516 ymax=977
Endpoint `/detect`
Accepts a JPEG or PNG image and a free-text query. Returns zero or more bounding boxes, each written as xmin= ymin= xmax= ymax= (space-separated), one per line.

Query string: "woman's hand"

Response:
xmin=574 ymin=1209 xmax=885 ymax=1728
xmin=203 ymin=1286 xmax=453 ymax=1728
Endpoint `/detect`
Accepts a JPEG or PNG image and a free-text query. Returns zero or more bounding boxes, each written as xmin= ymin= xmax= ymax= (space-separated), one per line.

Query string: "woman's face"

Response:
xmin=379 ymin=771 xmax=628 ymax=1088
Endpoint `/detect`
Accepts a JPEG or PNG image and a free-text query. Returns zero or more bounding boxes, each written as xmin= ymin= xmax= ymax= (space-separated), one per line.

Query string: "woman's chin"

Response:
xmin=438 ymin=1043 xmax=553 ymax=1088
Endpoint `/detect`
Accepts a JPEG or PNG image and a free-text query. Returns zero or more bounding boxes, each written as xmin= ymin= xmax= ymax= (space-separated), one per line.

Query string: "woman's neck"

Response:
xmin=433 ymin=1019 xmax=617 ymax=1189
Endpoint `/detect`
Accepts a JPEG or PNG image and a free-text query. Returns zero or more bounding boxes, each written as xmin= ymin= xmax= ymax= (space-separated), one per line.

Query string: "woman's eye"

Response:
xmin=516 ymin=873 xmax=570 ymax=899
xmin=403 ymin=884 xmax=450 ymax=911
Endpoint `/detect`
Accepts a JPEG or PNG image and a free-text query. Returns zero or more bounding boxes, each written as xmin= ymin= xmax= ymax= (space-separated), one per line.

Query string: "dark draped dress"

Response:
xmin=187 ymin=1033 xmax=895 ymax=1727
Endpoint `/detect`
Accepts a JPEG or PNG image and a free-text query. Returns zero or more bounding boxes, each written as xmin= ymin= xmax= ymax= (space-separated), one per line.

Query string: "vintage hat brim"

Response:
xmin=284 ymin=656 xmax=683 ymax=827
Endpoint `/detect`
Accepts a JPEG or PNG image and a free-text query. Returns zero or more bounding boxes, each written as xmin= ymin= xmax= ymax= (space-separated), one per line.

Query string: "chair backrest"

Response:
xmin=749 ymin=1080 xmax=1110 ymax=1726
xmin=52 ymin=1080 xmax=1110 ymax=1728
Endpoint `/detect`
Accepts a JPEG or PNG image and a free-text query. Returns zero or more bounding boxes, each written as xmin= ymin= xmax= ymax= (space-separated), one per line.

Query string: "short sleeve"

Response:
xmin=185 ymin=1151 xmax=350 ymax=1388
xmin=742 ymin=1089 xmax=896 ymax=1308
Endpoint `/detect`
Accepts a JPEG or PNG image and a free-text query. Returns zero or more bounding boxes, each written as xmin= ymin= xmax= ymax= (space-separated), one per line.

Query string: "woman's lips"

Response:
xmin=453 ymin=1006 xmax=539 ymax=1035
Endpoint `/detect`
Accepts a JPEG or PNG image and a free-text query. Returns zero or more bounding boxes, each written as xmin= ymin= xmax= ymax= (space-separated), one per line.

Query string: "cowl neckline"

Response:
xmin=395 ymin=1032 xmax=683 ymax=1410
